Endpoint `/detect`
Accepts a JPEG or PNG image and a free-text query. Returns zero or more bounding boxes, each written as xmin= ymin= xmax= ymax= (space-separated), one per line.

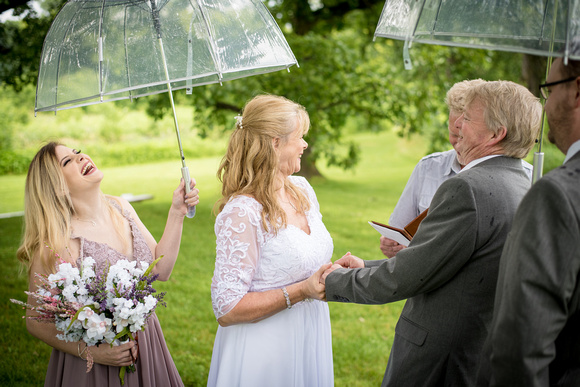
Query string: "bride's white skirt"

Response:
xmin=207 ymin=299 xmax=333 ymax=387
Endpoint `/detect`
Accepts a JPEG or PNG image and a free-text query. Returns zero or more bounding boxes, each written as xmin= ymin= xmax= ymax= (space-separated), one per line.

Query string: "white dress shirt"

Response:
xmin=564 ymin=139 xmax=580 ymax=164
xmin=389 ymin=150 xmax=534 ymax=228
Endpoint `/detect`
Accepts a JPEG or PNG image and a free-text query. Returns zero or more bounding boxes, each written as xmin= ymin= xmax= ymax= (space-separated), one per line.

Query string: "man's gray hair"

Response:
xmin=464 ymin=81 xmax=542 ymax=159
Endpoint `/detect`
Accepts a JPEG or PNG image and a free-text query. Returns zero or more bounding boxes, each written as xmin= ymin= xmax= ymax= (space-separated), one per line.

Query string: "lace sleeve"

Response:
xmin=211 ymin=199 xmax=263 ymax=319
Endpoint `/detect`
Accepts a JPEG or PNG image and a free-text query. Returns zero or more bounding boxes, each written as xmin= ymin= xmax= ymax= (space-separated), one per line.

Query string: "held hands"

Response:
xmin=319 ymin=252 xmax=364 ymax=285
xmin=303 ymin=263 xmax=332 ymax=301
xmin=380 ymin=236 xmax=406 ymax=258
xmin=172 ymin=178 xmax=200 ymax=217
xmin=334 ymin=252 xmax=364 ymax=269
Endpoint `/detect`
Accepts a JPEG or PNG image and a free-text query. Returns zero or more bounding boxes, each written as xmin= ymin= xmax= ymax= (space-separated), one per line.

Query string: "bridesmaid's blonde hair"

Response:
xmin=17 ymin=142 xmax=125 ymax=274
xmin=216 ymin=94 xmax=311 ymax=234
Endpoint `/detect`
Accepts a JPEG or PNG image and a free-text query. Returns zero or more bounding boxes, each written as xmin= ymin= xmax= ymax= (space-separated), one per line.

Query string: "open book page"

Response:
xmin=368 ymin=221 xmax=411 ymax=246
xmin=368 ymin=209 xmax=428 ymax=247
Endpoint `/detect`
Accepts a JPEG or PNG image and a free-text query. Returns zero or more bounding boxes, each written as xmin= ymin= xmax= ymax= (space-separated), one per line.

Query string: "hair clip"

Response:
xmin=234 ymin=115 xmax=243 ymax=130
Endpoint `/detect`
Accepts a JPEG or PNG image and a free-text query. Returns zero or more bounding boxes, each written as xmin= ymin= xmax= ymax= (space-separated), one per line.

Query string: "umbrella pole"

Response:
xmin=532 ymin=4 xmax=562 ymax=185
xmin=158 ymin=35 xmax=196 ymax=218
xmin=150 ymin=0 xmax=194 ymax=217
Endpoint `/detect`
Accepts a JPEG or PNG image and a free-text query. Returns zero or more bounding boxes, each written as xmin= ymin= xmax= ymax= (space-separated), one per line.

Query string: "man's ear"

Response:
xmin=573 ymin=77 xmax=580 ymax=109
xmin=489 ymin=126 xmax=507 ymax=146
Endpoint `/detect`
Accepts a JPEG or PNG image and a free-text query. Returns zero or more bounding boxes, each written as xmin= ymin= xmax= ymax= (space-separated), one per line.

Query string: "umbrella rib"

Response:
xmin=98 ymin=0 xmax=107 ymax=101
xmin=410 ymin=0 xmax=428 ymax=40
xmin=414 ymin=31 xmax=567 ymax=42
xmin=539 ymin=0 xmax=550 ymax=45
xmin=52 ymin=3 xmax=88 ymax=111
xmin=252 ymin=0 xmax=299 ymax=68
xmin=194 ymin=0 xmax=225 ymax=83
xmin=123 ymin=5 xmax=134 ymax=100
xmin=430 ymin=0 xmax=444 ymax=37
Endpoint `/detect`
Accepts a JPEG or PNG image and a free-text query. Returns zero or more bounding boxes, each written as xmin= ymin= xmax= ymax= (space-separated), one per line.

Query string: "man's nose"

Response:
xmin=454 ymin=113 xmax=464 ymax=128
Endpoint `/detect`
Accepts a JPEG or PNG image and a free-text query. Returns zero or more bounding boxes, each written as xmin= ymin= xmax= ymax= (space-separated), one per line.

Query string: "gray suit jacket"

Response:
xmin=326 ymin=156 xmax=530 ymax=386
xmin=477 ymin=152 xmax=580 ymax=386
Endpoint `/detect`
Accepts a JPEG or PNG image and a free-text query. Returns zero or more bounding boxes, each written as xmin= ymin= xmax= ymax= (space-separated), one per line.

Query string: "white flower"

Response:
xmin=84 ymin=313 xmax=112 ymax=342
xmin=113 ymin=298 xmax=134 ymax=320
xmin=75 ymin=287 xmax=92 ymax=305
xmin=19 ymin=257 xmax=164 ymax=356
xmin=103 ymin=328 xmax=117 ymax=344
xmin=115 ymin=318 xmax=130 ymax=333
xmin=80 ymin=257 xmax=96 ymax=280
xmin=55 ymin=318 xmax=71 ymax=333
xmin=77 ymin=307 xmax=95 ymax=322
xmin=144 ymin=295 xmax=157 ymax=310
xmin=61 ymin=284 xmax=79 ymax=303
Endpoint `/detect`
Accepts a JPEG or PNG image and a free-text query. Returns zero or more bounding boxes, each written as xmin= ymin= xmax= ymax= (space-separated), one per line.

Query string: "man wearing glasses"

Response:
xmin=478 ymin=54 xmax=580 ymax=385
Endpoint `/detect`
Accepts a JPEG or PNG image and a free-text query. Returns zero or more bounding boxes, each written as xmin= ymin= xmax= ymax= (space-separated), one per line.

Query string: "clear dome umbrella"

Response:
xmin=374 ymin=0 xmax=580 ymax=183
xmin=35 ymin=0 xmax=299 ymax=217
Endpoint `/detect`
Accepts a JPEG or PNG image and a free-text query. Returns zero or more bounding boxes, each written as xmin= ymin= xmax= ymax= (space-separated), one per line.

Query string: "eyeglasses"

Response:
xmin=539 ymin=76 xmax=578 ymax=100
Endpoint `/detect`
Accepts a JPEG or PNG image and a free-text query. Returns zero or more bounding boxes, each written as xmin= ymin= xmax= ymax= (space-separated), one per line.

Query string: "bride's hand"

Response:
xmin=302 ymin=263 xmax=332 ymax=301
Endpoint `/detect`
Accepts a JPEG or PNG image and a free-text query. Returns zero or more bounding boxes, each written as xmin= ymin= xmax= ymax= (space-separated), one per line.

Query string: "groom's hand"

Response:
xmin=334 ymin=252 xmax=364 ymax=269
xmin=320 ymin=263 xmax=344 ymax=285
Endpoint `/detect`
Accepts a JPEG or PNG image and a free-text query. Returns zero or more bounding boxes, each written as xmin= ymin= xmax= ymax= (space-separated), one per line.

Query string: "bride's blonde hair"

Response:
xmin=17 ymin=142 xmax=125 ymax=274
xmin=216 ymin=94 xmax=311 ymax=234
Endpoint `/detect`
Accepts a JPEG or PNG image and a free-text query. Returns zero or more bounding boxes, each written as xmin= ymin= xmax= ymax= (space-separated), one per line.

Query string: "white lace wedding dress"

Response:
xmin=207 ymin=176 xmax=334 ymax=387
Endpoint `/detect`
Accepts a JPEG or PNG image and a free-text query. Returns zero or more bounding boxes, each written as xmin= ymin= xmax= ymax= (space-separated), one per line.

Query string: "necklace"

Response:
xmin=282 ymin=200 xmax=298 ymax=212
xmin=75 ymin=217 xmax=96 ymax=227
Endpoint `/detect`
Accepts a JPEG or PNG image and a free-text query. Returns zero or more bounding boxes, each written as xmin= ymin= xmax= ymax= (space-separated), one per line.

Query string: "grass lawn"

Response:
xmin=1 ymin=129 xmax=428 ymax=386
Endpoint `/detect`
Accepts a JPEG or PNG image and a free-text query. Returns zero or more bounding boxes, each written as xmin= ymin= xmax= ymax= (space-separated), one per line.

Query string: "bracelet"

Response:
xmin=282 ymin=287 xmax=292 ymax=309
xmin=78 ymin=342 xmax=88 ymax=360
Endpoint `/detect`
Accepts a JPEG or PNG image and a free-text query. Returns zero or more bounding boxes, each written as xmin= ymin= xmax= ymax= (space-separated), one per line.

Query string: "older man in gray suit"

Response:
xmin=321 ymin=81 xmax=542 ymax=386
xmin=477 ymin=53 xmax=580 ymax=386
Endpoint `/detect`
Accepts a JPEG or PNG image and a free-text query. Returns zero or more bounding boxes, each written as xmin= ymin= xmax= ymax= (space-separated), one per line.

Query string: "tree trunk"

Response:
xmin=297 ymin=147 xmax=322 ymax=179
xmin=522 ymin=54 xmax=548 ymax=98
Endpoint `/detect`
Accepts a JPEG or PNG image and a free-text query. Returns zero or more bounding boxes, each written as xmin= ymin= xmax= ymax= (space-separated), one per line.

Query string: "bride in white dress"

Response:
xmin=208 ymin=95 xmax=334 ymax=387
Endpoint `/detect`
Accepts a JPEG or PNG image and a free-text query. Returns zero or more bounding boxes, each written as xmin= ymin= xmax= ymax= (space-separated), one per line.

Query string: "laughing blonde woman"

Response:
xmin=18 ymin=142 xmax=198 ymax=386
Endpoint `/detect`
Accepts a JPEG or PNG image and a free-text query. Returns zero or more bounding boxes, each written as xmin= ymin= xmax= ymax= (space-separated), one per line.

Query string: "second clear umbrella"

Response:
xmin=374 ymin=0 xmax=580 ymax=183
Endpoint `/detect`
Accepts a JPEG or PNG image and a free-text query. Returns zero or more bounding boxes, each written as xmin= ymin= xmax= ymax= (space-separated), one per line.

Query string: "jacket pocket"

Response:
xmin=395 ymin=316 xmax=428 ymax=347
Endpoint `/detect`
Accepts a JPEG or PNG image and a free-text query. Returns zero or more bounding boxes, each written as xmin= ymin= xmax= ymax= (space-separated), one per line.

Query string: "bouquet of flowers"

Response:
xmin=11 ymin=254 xmax=166 ymax=385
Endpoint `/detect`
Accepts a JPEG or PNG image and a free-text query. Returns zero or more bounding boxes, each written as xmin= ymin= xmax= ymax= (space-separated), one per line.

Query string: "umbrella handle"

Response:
xmin=181 ymin=166 xmax=196 ymax=218
xmin=532 ymin=152 xmax=544 ymax=185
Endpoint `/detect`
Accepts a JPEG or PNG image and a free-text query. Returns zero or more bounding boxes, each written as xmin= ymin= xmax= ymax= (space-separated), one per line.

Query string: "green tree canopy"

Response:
xmin=0 ymin=0 xmax=537 ymax=176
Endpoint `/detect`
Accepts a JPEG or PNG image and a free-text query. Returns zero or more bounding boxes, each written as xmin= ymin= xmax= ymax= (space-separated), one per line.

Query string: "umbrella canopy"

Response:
xmin=35 ymin=0 xmax=299 ymax=218
xmin=373 ymin=0 xmax=578 ymax=183
xmin=35 ymin=0 xmax=298 ymax=112
xmin=374 ymin=0 xmax=580 ymax=68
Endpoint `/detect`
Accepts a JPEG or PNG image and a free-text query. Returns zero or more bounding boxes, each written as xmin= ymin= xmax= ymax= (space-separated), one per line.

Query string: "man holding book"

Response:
xmin=321 ymin=80 xmax=542 ymax=386
xmin=381 ymin=79 xmax=533 ymax=257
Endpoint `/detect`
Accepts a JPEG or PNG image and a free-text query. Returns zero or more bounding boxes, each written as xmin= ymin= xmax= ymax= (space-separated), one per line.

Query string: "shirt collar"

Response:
xmin=564 ymin=139 xmax=580 ymax=164
xmin=460 ymin=154 xmax=503 ymax=173
xmin=444 ymin=150 xmax=463 ymax=176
